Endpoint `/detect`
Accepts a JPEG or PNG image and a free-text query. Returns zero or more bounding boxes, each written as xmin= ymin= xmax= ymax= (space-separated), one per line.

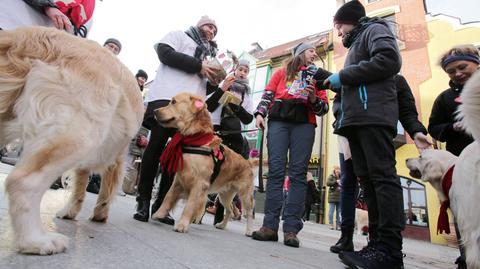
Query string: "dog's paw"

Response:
xmin=245 ymin=229 xmax=253 ymax=237
xmin=214 ymin=222 xmax=226 ymax=230
xmin=17 ymin=232 xmax=69 ymax=255
xmin=56 ymin=208 xmax=77 ymax=220
xmin=89 ymin=215 xmax=107 ymax=223
xmin=174 ymin=222 xmax=190 ymax=233
xmin=151 ymin=210 xmax=167 ymax=220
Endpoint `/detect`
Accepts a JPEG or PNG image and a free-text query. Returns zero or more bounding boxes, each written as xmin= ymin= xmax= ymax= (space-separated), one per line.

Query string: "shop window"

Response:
xmin=401 ymin=177 xmax=428 ymax=227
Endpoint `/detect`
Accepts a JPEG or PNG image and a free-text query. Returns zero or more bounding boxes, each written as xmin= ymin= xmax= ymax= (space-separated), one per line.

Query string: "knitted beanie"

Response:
xmin=333 ymin=0 xmax=366 ymax=25
xmin=196 ymin=15 xmax=217 ymax=34
xmin=104 ymin=38 xmax=122 ymax=51
xmin=237 ymin=59 xmax=250 ymax=70
xmin=293 ymin=43 xmax=315 ymax=58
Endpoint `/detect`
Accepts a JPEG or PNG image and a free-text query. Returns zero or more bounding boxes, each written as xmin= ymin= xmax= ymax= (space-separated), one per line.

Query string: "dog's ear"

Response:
xmin=422 ymin=159 xmax=444 ymax=183
xmin=189 ymin=96 xmax=206 ymax=114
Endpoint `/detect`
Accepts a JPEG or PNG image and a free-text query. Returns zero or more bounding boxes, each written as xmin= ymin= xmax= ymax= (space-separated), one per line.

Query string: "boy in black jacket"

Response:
xmin=324 ymin=1 xmax=405 ymax=268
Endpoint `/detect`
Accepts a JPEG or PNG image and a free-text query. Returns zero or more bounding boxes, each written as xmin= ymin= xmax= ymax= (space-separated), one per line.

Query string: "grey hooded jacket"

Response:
xmin=334 ymin=17 xmax=402 ymax=135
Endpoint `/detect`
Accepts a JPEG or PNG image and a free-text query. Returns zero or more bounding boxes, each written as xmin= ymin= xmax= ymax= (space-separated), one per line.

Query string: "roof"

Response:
xmin=252 ymin=30 xmax=330 ymax=61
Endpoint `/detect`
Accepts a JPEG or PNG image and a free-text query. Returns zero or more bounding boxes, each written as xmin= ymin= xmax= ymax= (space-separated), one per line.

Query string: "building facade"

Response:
xmin=248 ymin=0 xmax=480 ymax=245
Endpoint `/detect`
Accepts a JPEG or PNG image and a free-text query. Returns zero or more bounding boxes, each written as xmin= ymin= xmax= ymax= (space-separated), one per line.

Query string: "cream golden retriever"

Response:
xmin=406 ymin=70 xmax=480 ymax=268
xmin=355 ymin=208 xmax=368 ymax=235
xmin=151 ymin=93 xmax=255 ymax=236
xmin=0 ymin=27 xmax=144 ymax=255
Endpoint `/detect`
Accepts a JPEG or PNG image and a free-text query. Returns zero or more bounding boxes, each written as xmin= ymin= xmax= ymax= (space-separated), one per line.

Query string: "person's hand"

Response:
xmin=220 ymin=76 xmax=236 ymax=91
xmin=306 ymin=83 xmax=317 ymax=103
xmin=453 ymin=121 xmax=463 ymax=131
xmin=45 ymin=7 xmax=72 ymax=33
xmin=255 ymin=114 xmax=265 ymax=130
xmin=201 ymin=60 xmax=222 ymax=85
xmin=413 ymin=132 xmax=432 ymax=151
xmin=323 ymin=73 xmax=341 ymax=90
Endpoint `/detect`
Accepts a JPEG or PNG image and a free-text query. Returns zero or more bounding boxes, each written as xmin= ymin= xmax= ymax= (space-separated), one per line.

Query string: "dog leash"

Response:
xmin=214 ymin=128 xmax=259 ymax=136
xmin=258 ymin=129 xmax=265 ymax=193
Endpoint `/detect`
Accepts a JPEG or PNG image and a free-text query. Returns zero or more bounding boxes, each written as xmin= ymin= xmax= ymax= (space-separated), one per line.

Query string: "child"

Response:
xmin=325 ymin=1 xmax=404 ymax=268
xmin=205 ymin=59 xmax=254 ymax=224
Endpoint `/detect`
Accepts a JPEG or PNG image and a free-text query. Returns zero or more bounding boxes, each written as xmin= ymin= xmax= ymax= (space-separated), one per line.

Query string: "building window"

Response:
xmin=401 ymin=177 xmax=428 ymax=227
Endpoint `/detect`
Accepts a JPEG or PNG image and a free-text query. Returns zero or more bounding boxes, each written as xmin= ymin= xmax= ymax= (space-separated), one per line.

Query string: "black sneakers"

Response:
xmin=339 ymin=243 xmax=404 ymax=269
xmin=133 ymin=198 xmax=150 ymax=222
xmin=330 ymin=227 xmax=354 ymax=253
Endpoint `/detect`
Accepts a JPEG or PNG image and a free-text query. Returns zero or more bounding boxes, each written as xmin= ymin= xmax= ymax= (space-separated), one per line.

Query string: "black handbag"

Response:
xmin=269 ymin=99 xmax=309 ymax=123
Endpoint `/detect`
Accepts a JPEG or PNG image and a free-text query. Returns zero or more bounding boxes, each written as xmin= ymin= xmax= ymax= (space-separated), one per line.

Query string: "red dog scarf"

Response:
xmin=160 ymin=132 xmax=214 ymax=175
xmin=437 ymin=165 xmax=454 ymax=234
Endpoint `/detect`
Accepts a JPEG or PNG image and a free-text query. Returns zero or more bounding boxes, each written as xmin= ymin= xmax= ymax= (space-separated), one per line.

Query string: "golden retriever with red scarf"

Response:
xmin=151 ymin=93 xmax=255 ymax=236
xmin=0 ymin=27 xmax=143 ymax=255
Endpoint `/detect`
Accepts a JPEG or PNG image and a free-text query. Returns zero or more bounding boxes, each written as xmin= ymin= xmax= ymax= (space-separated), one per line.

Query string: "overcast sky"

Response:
xmin=88 ymin=0 xmax=337 ymax=79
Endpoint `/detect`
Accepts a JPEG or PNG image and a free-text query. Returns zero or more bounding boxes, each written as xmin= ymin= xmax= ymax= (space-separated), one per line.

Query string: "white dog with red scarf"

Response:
xmin=406 ymin=70 xmax=480 ymax=268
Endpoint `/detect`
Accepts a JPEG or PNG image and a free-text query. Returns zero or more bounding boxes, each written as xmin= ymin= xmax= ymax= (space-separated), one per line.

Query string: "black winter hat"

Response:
xmin=333 ymin=0 xmax=366 ymax=25
xmin=135 ymin=69 xmax=148 ymax=80
xmin=104 ymin=38 xmax=122 ymax=51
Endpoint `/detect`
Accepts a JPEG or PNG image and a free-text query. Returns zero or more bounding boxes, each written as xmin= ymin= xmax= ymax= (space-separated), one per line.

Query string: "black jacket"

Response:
xmin=428 ymin=82 xmax=473 ymax=156
xmin=23 ymin=0 xmax=57 ymax=14
xmin=395 ymin=75 xmax=427 ymax=137
xmin=305 ymin=180 xmax=320 ymax=205
xmin=205 ymin=88 xmax=253 ymax=125
xmin=335 ymin=17 xmax=401 ymax=135
xmin=333 ymin=74 xmax=427 ymax=138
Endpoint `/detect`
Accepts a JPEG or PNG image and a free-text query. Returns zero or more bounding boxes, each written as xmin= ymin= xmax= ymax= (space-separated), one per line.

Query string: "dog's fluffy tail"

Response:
xmin=459 ymin=70 xmax=480 ymax=142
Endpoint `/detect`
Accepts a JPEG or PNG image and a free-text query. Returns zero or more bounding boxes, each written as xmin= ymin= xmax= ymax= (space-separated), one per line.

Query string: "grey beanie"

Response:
xmin=104 ymin=38 xmax=122 ymax=51
xmin=237 ymin=59 xmax=250 ymax=70
xmin=293 ymin=42 xmax=314 ymax=58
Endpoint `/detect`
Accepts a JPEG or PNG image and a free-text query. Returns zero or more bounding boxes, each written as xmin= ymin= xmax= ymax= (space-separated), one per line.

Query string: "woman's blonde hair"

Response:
xmin=439 ymin=44 xmax=479 ymax=68
xmin=284 ymin=53 xmax=309 ymax=81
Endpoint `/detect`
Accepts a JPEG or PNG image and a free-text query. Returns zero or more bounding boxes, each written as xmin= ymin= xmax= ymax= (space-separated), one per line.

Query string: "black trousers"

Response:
xmin=343 ymin=126 xmax=404 ymax=253
xmin=304 ymin=202 xmax=313 ymax=220
xmin=137 ymin=100 xmax=176 ymax=201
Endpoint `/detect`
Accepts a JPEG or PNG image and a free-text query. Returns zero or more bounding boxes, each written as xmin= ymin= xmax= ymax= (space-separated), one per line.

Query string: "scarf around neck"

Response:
xmin=185 ymin=26 xmax=218 ymax=61
xmin=230 ymin=78 xmax=250 ymax=95
xmin=342 ymin=17 xmax=391 ymax=48
xmin=160 ymin=132 xmax=214 ymax=175
xmin=437 ymin=165 xmax=454 ymax=235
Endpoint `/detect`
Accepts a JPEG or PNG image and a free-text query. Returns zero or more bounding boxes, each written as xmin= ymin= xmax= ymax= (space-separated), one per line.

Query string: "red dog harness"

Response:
xmin=437 ymin=165 xmax=454 ymax=234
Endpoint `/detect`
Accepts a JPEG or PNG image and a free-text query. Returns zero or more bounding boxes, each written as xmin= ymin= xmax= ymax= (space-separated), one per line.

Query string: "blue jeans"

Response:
xmin=328 ymin=202 xmax=340 ymax=225
xmin=262 ymin=121 xmax=315 ymax=233
xmin=339 ymin=153 xmax=358 ymax=229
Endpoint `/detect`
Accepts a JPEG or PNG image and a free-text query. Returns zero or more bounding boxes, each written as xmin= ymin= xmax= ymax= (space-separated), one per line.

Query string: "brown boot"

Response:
xmin=284 ymin=232 xmax=300 ymax=248
xmin=252 ymin=227 xmax=278 ymax=241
